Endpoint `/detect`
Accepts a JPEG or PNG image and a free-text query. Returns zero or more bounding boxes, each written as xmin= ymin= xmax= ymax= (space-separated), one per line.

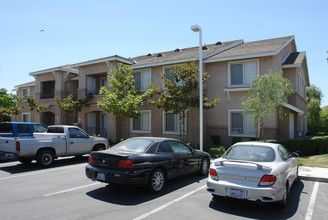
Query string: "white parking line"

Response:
xmin=0 ymin=163 xmax=86 ymax=180
xmin=305 ymin=181 xmax=319 ymax=220
xmin=133 ymin=185 xmax=206 ymax=220
xmin=44 ymin=182 xmax=101 ymax=197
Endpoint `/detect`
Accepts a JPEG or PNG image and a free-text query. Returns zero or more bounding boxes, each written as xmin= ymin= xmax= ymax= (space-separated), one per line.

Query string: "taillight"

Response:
xmin=88 ymin=155 xmax=94 ymax=164
xmin=117 ymin=160 xmax=135 ymax=169
xmin=210 ymin=168 xmax=219 ymax=181
xmin=16 ymin=141 xmax=20 ymax=153
xmin=259 ymin=175 xmax=276 ymax=186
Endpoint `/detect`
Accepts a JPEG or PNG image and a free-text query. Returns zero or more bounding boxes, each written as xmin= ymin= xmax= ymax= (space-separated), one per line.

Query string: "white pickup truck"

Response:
xmin=0 ymin=125 xmax=108 ymax=167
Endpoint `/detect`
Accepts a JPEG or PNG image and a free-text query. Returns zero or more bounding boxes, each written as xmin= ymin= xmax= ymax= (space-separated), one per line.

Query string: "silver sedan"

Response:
xmin=207 ymin=142 xmax=298 ymax=208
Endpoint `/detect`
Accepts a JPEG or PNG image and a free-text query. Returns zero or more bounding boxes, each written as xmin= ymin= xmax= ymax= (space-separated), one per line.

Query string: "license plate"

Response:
xmin=228 ymin=188 xmax=246 ymax=199
xmin=96 ymin=173 xmax=106 ymax=181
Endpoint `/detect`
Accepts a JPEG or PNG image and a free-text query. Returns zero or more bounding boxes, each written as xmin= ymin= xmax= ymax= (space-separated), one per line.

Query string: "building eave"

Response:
xmin=70 ymin=56 xmax=134 ymax=68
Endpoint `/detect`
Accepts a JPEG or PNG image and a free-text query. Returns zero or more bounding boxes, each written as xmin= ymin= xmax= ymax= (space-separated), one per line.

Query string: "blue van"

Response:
xmin=0 ymin=122 xmax=47 ymax=137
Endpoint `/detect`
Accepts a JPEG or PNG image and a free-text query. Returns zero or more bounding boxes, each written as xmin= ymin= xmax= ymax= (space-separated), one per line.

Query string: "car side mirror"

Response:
xmin=291 ymin=152 xmax=299 ymax=158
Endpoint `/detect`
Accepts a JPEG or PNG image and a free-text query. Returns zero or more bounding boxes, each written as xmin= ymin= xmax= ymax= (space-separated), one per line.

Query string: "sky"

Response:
xmin=1 ymin=0 xmax=327 ymax=106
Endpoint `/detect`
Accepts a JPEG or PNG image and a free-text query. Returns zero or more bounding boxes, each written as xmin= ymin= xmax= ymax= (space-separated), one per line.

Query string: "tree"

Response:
xmin=56 ymin=93 xmax=93 ymax=124
xmin=320 ymin=107 xmax=328 ymax=134
xmin=97 ymin=63 xmax=158 ymax=139
xmin=242 ymin=70 xmax=293 ymax=140
xmin=25 ymin=95 xmax=53 ymax=115
xmin=0 ymin=88 xmax=22 ymax=121
xmin=306 ymin=85 xmax=323 ymax=134
xmin=149 ymin=62 xmax=220 ymax=142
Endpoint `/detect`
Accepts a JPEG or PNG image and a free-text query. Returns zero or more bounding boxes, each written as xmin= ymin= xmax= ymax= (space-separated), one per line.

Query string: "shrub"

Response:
xmin=210 ymin=135 xmax=221 ymax=145
xmin=264 ymin=136 xmax=328 ymax=156
xmin=232 ymin=137 xmax=242 ymax=145
xmin=209 ymin=146 xmax=226 ymax=158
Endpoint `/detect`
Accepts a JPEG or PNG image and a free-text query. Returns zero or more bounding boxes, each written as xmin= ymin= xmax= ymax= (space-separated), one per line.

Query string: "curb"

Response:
xmin=298 ymin=176 xmax=328 ymax=183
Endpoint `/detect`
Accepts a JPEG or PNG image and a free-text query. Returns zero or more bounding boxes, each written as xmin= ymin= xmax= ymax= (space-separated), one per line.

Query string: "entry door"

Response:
xmin=289 ymin=113 xmax=294 ymax=139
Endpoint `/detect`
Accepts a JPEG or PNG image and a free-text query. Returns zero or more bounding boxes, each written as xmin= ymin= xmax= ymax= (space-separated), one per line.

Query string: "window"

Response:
xmin=133 ymin=69 xmax=151 ymax=91
xmin=163 ymin=66 xmax=183 ymax=88
xmin=157 ymin=142 xmax=174 ymax=153
xmin=22 ymin=113 xmax=30 ymax=122
xmin=0 ymin=123 xmax=13 ymax=133
xmin=229 ymin=111 xmax=256 ymax=137
xmin=100 ymin=77 xmax=108 ymax=88
xmin=229 ymin=60 xmax=258 ymax=86
xmin=33 ymin=124 xmax=47 ymax=133
xmin=22 ymin=88 xmax=30 ymax=97
xmin=278 ymin=145 xmax=292 ymax=161
xmin=47 ymin=127 xmax=64 ymax=133
xmin=163 ymin=111 xmax=186 ymax=134
xmin=68 ymin=128 xmax=89 ymax=138
xmin=226 ymin=145 xmax=275 ymax=162
xmin=131 ymin=110 xmax=151 ymax=133
xmin=17 ymin=124 xmax=30 ymax=133
xmin=41 ymin=81 xmax=55 ymax=99
xmin=170 ymin=141 xmax=192 ymax=153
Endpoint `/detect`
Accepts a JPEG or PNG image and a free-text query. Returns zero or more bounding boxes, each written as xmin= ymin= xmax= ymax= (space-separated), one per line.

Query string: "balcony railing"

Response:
xmin=40 ymin=93 xmax=55 ymax=99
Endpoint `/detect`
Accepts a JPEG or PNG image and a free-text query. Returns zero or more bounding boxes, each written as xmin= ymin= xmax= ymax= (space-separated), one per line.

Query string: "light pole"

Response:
xmin=191 ymin=24 xmax=203 ymax=151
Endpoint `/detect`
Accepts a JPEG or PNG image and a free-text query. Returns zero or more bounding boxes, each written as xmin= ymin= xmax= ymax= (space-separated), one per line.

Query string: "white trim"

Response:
xmin=282 ymin=63 xmax=302 ymax=68
xmin=130 ymin=110 xmax=152 ymax=134
xmin=224 ymin=87 xmax=250 ymax=92
xmin=30 ymin=67 xmax=78 ymax=76
xmin=227 ymin=59 xmax=259 ymax=87
xmin=132 ymin=58 xmax=196 ymax=70
xmin=71 ymin=56 xmax=134 ymax=68
xmin=282 ymin=103 xmax=304 ymax=114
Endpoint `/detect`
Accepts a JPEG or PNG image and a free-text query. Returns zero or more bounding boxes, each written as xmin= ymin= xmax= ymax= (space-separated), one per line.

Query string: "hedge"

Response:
xmin=263 ymin=136 xmax=328 ymax=156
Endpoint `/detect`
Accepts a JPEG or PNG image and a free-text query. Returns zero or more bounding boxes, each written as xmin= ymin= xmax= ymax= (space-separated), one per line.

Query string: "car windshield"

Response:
xmin=111 ymin=139 xmax=154 ymax=153
xmin=225 ymin=145 xmax=275 ymax=162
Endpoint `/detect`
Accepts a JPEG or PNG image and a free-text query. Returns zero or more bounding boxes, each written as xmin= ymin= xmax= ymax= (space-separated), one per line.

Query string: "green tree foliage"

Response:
xmin=97 ymin=63 xmax=159 ymax=138
xmin=306 ymin=85 xmax=323 ymax=134
xmin=25 ymin=95 xmax=53 ymax=115
xmin=242 ymin=70 xmax=293 ymax=140
xmin=150 ymin=62 xmax=220 ymax=142
xmin=0 ymin=88 xmax=22 ymax=121
xmin=320 ymin=107 xmax=328 ymax=134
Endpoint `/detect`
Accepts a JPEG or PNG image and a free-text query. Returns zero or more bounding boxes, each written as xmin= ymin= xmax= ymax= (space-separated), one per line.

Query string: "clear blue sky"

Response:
xmin=1 ymin=0 xmax=327 ymax=106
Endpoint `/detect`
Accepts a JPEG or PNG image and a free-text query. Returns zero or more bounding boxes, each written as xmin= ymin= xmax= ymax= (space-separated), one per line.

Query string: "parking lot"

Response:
xmin=0 ymin=157 xmax=327 ymax=220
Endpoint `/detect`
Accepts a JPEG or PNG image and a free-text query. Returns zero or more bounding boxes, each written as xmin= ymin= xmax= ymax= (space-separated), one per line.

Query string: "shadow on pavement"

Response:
xmin=208 ymin=179 xmax=304 ymax=219
xmin=0 ymin=156 xmax=88 ymax=174
xmin=86 ymin=174 xmax=206 ymax=205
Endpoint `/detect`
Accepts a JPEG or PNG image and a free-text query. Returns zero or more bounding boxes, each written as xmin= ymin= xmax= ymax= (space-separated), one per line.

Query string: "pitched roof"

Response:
xmin=29 ymin=65 xmax=78 ymax=76
xmin=131 ymin=40 xmax=243 ymax=69
xmin=14 ymin=81 xmax=36 ymax=89
xmin=282 ymin=52 xmax=306 ymax=66
xmin=205 ymin=36 xmax=295 ymax=62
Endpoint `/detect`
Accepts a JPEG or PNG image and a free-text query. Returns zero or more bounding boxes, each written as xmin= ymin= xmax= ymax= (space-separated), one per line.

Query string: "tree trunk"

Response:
xmin=261 ymin=117 xmax=264 ymax=140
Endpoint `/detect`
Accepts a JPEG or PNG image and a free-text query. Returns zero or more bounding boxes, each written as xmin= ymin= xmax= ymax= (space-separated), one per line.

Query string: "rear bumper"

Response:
xmin=207 ymin=177 xmax=284 ymax=203
xmin=85 ymin=164 xmax=151 ymax=185
xmin=0 ymin=151 xmax=18 ymax=161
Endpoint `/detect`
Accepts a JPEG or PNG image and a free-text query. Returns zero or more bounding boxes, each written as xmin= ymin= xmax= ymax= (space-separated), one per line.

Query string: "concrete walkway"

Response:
xmin=298 ymin=166 xmax=328 ymax=183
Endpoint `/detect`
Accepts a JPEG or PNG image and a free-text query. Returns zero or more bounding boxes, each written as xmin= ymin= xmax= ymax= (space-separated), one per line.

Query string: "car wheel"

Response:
xmin=93 ymin=145 xmax=105 ymax=151
xmin=278 ymin=185 xmax=288 ymax=209
xmin=199 ymin=157 xmax=209 ymax=175
xmin=19 ymin=158 xmax=33 ymax=165
xmin=148 ymin=168 xmax=166 ymax=193
xmin=36 ymin=150 xmax=55 ymax=167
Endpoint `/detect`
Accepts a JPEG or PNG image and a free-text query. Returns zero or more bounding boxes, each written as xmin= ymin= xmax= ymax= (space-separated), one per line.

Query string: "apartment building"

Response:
xmin=13 ymin=36 xmax=309 ymax=146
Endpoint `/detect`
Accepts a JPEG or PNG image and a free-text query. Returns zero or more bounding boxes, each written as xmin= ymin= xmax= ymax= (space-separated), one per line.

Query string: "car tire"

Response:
xmin=19 ymin=158 xmax=33 ymax=165
xmin=278 ymin=185 xmax=288 ymax=209
xmin=148 ymin=168 xmax=166 ymax=193
xmin=199 ymin=157 xmax=209 ymax=175
xmin=36 ymin=150 xmax=55 ymax=167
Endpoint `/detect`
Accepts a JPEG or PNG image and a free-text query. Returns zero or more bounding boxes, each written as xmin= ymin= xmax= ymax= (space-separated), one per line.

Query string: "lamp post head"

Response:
xmin=191 ymin=24 xmax=201 ymax=32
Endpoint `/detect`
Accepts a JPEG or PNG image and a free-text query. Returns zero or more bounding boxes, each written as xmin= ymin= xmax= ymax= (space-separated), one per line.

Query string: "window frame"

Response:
xmin=228 ymin=110 xmax=257 ymax=137
xmin=133 ymin=68 xmax=151 ymax=91
xmin=162 ymin=111 xmax=187 ymax=135
xmin=22 ymin=112 xmax=31 ymax=122
xmin=228 ymin=59 xmax=259 ymax=88
xmin=130 ymin=110 xmax=152 ymax=133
